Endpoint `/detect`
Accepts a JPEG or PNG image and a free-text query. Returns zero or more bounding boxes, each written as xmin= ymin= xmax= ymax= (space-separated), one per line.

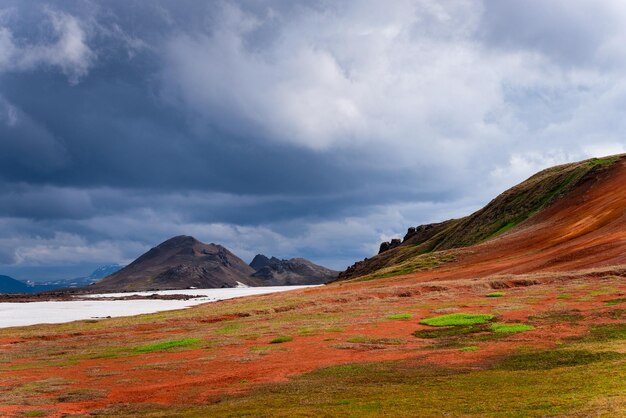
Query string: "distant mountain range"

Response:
xmin=0 ymin=264 xmax=123 ymax=294
xmin=89 ymin=236 xmax=337 ymax=292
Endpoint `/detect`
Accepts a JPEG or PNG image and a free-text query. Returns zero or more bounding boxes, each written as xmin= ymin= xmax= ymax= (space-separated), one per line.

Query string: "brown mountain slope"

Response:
xmin=90 ymin=235 xmax=260 ymax=291
xmin=340 ymin=154 xmax=626 ymax=282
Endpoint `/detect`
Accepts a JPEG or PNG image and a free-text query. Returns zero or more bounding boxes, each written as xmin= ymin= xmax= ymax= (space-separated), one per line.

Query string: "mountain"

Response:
xmin=249 ymin=254 xmax=271 ymax=271
xmin=90 ymin=236 xmax=259 ymax=291
xmin=0 ymin=275 xmax=32 ymax=294
xmin=339 ymin=154 xmax=626 ymax=281
xmin=249 ymin=255 xmax=338 ymax=285
xmin=88 ymin=264 xmax=123 ymax=280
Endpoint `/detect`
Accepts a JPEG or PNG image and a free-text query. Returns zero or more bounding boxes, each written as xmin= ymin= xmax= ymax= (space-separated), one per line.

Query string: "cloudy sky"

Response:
xmin=1 ymin=0 xmax=626 ymax=281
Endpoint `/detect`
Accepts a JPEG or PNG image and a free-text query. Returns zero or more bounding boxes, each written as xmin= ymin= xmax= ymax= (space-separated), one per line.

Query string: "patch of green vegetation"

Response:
xmin=22 ymin=411 xmax=47 ymax=417
xmin=557 ymin=294 xmax=572 ymax=299
xmin=605 ymin=309 xmax=626 ymax=319
xmin=250 ymin=346 xmax=288 ymax=354
xmin=489 ymin=220 xmax=517 ymax=239
xmin=360 ymin=253 xmax=457 ymax=281
xmin=56 ymin=388 xmax=107 ymax=403
xmin=326 ymin=327 xmax=345 ymax=333
xmin=496 ymin=349 xmax=624 ymax=371
xmin=587 ymin=156 xmax=620 ymax=167
xmin=605 ymin=297 xmax=626 ymax=306
xmin=420 ymin=313 xmax=494 ymax=327
xmin=530 ymin=309 xmax=584 ymax=323
xmin=490 ymin=324 xmax=534 ymax=333
xmin=578 ymin=324 xmax=626 ymax=342
xmin=270 ymin=336 xmax=293 ymax=344
xmin=413 ymin=325 xmax=483 ymax=339
xmin=297 ymin=327 xmax=318 ymax=336
xmin=346 ymin=336 xmax=405 ymax=345
xmin=135 ymin=338 xmax=200 ymax=353
xmin=486 ymin=292 xmax=505 ymax=298
xmin=215 ymin=324 xmax=243 ymax=334
xmin=459 ymin=346 xmax=480 ymax=352
xmin=386 ymin=313 xmax=413 ymax=320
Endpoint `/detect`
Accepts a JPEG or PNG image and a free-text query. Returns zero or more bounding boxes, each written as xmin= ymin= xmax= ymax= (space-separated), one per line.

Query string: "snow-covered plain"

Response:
xmin=0 ymin=286 xmax=315 ymax=328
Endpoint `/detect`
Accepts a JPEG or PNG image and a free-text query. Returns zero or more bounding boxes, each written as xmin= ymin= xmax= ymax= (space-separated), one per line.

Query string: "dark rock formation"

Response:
xmin=378 ymin=238 xmax=402 ymax=254
xmin=250 ymin=255 xmax=337 ymax=285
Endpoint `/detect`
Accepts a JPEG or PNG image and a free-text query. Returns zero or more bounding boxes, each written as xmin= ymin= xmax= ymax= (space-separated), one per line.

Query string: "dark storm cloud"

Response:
xmin=1 ymin=0 xmax=625 ymax=279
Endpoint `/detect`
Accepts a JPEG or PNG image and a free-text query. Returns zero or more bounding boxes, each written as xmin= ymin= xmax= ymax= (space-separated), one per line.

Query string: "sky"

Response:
xmin=1 ymin=0 xmax=626 ymax=281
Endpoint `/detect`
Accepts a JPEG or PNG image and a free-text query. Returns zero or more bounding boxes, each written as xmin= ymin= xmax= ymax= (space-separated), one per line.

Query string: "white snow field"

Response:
xmin=0 ymin=286 xmax=315 ymax=328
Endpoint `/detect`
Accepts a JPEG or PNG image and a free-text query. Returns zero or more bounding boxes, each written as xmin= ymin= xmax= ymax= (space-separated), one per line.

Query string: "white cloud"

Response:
xmin=0 ymin=10 xmax=94 ymax=84
xmin=161 ymin=0 xmax=626 ymax=178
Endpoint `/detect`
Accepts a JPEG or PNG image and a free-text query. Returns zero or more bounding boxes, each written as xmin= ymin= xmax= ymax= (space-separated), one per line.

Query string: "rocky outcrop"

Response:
xmin=378 ymin=239 xmax=402 ymax=254
xmin=249 ymin=254 xmax=271 ymax=271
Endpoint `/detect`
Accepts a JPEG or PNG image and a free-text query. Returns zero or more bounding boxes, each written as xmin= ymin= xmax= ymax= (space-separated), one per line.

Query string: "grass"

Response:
xmin=135 ymin=339 xmax=201 ymax=353
xmin=56 ymin=388 xmax=107 ymax=403
xmin=490 ymin=323 xmax=534 ymax=333
xmin=605 ymin=297 xmax=626 ymax=306
xmin=587 ymin=156 xmax=620 ymax=167
xmin=496 ymin=349 xmax=624 ymax=370
xmin=486 ymin=292 xmax=505 ymax=297
xmin=94 ymin=346 xmax=626 ymax=417
xmin=419 ymin=313 xmax=494 ymax=327
xmin=413 ymin=325 xmax=483 ymax=339
xmin=346 ymin=337 xmax=405 ymax=345
xmin=459 ymin=346 xmax=480 ymax=352
xmin=358 ymin=252 xmax=457 ymax=281
xmin=386 ymin=313 xmax=413 ymax=320
xmin=270 ymin=336 xmax=293 ymax=344
xmin=577 ymin=324 xmax=626 ymax=342
xmin=529 ymin=309 xmax=584 ymax=323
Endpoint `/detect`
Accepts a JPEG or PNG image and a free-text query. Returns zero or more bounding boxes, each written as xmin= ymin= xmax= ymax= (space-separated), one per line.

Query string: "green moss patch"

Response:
xmin=135 ymin=338 xmax=200 ymax=353
xmin=23 ymin=411 xmax=48 ymax=417
xmin=420 ymin=313 xmax=494 ymax=327
xmin=490 ymin=324 xmax=534 ymax=333
xmin=270 ymin=336 xmax=293 ymax=344
xmin=605 ymin=297 xmax=626 ymax=306
xmin=486 ymin=292 xmax=505 ymax=298
xmin=459 ymin=346 xmax=480 ymax=352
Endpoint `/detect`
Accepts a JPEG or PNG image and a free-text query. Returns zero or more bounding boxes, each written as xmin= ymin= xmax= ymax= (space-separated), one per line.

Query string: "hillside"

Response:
xmin=340 ymin=155 xmax=626 ymax=281
xmin=90 ymin=236 xmax=260 ymax=291
xmin=250 ymin=255 xmax=338 ymax=285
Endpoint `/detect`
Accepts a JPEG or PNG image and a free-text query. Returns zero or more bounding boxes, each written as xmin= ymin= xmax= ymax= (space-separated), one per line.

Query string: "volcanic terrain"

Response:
xmin=2 ymin=155 xmax=626 ymax=417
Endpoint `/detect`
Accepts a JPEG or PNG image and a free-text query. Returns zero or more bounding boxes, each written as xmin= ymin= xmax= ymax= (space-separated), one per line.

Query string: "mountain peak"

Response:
xmin=157 ymin=235 xmax=200 ymax=248
xmin=90 ymin=236 xmax=258 ymax=291
xmin=249 ymin=254 xmax=271 ymax=271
